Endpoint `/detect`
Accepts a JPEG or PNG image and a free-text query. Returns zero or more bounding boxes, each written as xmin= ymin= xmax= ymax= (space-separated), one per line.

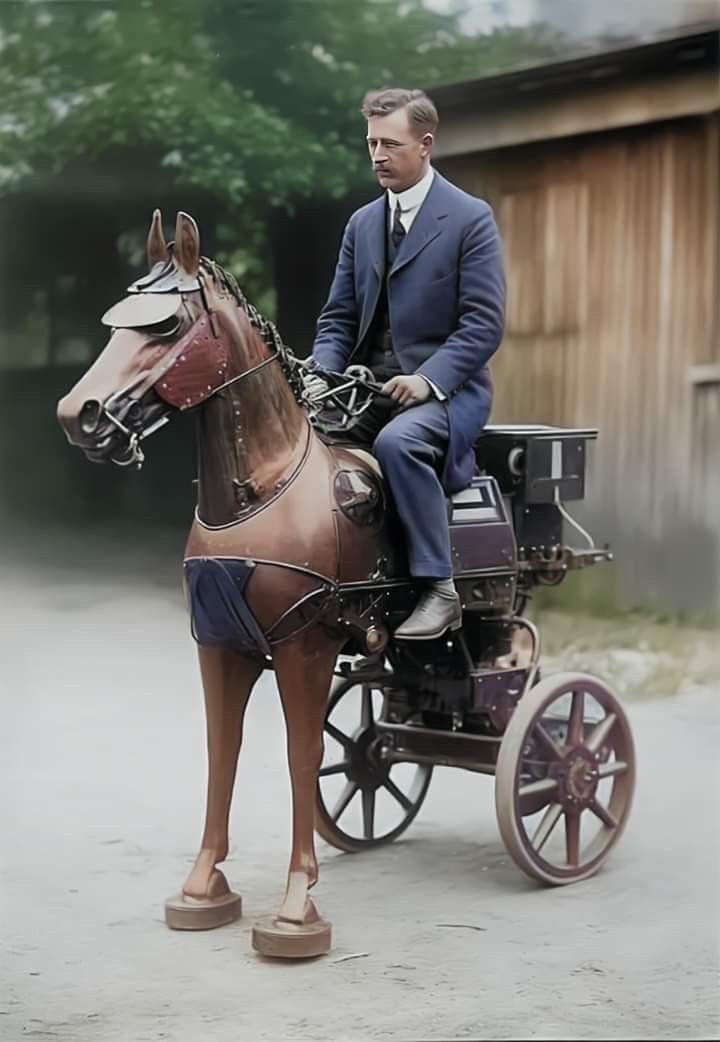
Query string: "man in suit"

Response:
xmin=308 ymin=87 xmax=506 ymax=639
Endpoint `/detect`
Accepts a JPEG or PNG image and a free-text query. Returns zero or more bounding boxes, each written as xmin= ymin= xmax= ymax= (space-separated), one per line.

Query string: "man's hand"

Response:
xmin=302 ymin=371 xmax=330 ymax=402
xmin=382 ymin=374 xmax=432 ymax=408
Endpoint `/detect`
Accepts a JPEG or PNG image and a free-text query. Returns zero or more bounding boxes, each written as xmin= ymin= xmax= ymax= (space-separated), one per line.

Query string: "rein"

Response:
xmin=213 ymin=350 xmax=280 ymax=392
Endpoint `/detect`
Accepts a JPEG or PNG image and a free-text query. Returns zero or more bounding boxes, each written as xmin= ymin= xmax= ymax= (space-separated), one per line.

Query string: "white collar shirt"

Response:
xmin=388 ymin=165 xmax=435 ymax=233
xmin=385 ymin=165 xmax=445 ymax=401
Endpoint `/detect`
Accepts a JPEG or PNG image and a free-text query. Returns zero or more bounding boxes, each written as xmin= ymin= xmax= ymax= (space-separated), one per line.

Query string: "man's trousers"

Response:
xmin=347 ymin=396 xmax=453 ymax=579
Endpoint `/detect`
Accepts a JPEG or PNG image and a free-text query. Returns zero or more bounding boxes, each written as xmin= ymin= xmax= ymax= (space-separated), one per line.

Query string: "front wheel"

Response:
xmin=315 ymin=676 xmax=433 ymax=852
xmin=495 ymin=672 xmax=635 ymax=885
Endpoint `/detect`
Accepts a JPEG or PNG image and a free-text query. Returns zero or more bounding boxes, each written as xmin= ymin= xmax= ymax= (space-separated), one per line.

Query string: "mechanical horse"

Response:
xmin=57 ymin=210 xmax=636 ymax=959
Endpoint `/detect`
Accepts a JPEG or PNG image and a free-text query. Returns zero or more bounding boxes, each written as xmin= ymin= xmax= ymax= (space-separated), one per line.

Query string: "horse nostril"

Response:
xmin=79 ymin=399 xmax=102 ymax=435
xmin=125 ymin=400 xmax=143 ymax=431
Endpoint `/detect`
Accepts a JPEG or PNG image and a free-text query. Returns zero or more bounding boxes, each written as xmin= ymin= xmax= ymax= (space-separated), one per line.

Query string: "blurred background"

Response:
xmin=0 ymin=0 xmax=718 ymax=617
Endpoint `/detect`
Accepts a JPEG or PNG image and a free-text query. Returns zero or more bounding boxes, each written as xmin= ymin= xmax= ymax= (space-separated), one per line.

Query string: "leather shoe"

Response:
xmin=394 ymin=589 xmax=462 ymax=641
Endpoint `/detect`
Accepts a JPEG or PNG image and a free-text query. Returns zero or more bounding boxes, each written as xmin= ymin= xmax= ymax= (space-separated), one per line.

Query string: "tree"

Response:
xmin=0 ymin=0 xmax=561 ymax=202
xmin=0 ymin=0 xmax=561 ymax=301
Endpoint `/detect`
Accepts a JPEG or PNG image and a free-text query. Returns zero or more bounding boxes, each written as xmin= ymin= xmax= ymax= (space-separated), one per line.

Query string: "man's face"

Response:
xmin=366 ymin=107 xmax=432 ymax=194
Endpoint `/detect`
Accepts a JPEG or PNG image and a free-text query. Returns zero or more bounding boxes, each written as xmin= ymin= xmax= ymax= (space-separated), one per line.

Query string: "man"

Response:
xmin=308 ymin=87 xmax=505 ymax=639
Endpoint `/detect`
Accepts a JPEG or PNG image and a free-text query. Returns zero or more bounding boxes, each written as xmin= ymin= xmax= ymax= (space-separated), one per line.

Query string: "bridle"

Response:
xmin=99 ymin=258 xmax=284 ymax=469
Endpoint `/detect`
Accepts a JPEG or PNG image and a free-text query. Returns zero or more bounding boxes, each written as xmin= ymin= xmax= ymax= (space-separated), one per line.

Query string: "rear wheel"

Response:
xmin=315 ymin=676 xmax=433 ymax=852
xmin=495 ymin=672 xmax=635 ymax=884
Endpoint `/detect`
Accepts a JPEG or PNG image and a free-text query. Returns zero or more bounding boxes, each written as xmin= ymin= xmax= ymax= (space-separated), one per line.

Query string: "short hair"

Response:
xmin=360 ymin=88 xmax=439 ymax=138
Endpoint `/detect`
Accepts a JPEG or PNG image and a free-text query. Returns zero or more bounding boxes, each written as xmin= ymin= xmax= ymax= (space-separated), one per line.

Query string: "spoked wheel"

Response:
xmin=315 ymin=676 xmax=433 ymax=852
xmin=495 ymin=671 xmax=635 ymax=885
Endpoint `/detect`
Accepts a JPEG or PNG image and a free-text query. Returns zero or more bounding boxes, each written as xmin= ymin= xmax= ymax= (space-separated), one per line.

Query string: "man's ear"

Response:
xmin=420 ymin=132 xmax=434 ymax=157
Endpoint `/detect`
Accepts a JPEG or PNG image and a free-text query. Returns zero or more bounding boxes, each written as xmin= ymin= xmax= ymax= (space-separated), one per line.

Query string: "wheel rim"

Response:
xmin=496 ymin=672 xmax=635 ymax=883
xmin=316 ymin=678 xmax=432 ymax=849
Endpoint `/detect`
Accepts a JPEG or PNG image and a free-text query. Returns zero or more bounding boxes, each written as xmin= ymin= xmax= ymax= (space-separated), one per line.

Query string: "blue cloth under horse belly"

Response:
xmin=184 ymin=557 xmax=271 ymax=656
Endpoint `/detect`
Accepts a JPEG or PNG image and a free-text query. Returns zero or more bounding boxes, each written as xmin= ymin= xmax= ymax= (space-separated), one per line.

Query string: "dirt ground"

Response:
xmin=2 ymin=528 xmax=719 ymax=1041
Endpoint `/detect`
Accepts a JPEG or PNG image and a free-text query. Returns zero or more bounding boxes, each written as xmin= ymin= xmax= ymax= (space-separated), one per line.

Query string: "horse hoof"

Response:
xmin=251 ymin=900 xmax=332 ymax=959
xmin=164 ymin=890 xmax=242 ymax=931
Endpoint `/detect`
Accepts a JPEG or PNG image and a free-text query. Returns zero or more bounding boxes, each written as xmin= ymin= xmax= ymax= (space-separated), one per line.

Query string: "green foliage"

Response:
xmin=0 ymin=0 xmax=561 ymax=307
xmin=0 ymin=0 xmax=560 ymax=211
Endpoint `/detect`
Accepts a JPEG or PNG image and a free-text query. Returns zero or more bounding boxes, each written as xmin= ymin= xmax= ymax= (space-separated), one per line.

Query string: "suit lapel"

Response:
xmin=365 ymin=195 xmax=387 ymax=278
xmin=353 ymin=195 xmax=386 ymax=349
xmin=390 ymin=173 xmax=449 ymax=277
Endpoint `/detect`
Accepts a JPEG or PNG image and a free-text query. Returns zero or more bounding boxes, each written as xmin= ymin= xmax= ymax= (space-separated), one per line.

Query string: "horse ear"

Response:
xmin=174 ymin=211 xmax=200 ymax=276
xmin=147 ymin=209 xmax=169 ymax=268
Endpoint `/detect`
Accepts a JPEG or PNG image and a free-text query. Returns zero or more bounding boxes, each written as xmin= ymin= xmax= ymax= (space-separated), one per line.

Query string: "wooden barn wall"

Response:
xmin=439 ymin=114 xmax=719 ymax=614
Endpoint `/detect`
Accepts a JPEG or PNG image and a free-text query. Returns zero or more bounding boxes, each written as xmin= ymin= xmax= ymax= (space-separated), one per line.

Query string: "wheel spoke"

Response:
xmin=518 ymin=776 xmax=559 ymax=816
xmin=598 ymin=759 xmax=628 ymax=779
xmin=362 ymin=788 xmax=375 ymax=839
xmin=533 ymin=722 xmax=565 ymax=761
xmin=318 ymin=761 xmax=350 ymax=778
xmin=519 ymin=777 xmax=559 ymax=799
xmin=331 ymin=780 xmax=358 ymax=823
xmin=531 ymin=802 xmax=563 ymax=852
xmin=586 ymin=712 xmax=617 ymax=754
xmin=568 ymin=690 xmax=585 ymax=746
xmin=326 ymin=721 xmax=353 ymax=749
xmin=589 ymin=798 xmax=618 ymax=829
xmin=360 ymin=685 xmax=374 ymax=729
xmin=565 ymin=811 xmax=581 ymax=867
xmin=383 ymin=776 xmax=413 ymax=812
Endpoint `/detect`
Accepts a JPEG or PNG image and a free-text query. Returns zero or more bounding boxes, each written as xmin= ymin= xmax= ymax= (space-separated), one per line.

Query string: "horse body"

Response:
xmin=57 ymin=210 xmax=403 ymax=957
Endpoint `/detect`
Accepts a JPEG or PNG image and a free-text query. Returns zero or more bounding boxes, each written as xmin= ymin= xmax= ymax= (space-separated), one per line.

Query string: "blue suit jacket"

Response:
xmin=312 ymin=171 xmax=506 ymax=493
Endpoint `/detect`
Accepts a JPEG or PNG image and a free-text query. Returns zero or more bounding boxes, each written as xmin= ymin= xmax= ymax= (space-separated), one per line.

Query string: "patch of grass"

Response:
xmin=532 ymin=605 xmax=719 ymax=700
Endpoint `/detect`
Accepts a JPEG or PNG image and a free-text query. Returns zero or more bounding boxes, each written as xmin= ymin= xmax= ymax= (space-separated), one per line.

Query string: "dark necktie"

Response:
xmin=391 ymin=203 xmax=406 ymax=250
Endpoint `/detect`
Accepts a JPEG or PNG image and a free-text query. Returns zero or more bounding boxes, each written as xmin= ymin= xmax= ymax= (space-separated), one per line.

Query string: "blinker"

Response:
xmin=101 ymin=294 xmax=182 ymax=329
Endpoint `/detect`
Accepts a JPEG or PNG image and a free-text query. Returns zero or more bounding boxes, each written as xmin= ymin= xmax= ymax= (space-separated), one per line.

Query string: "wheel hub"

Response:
xmin=559 ymin=747 xmax=599 ymax=808
xmin=347 ymin=726 xmax=390 ymax=790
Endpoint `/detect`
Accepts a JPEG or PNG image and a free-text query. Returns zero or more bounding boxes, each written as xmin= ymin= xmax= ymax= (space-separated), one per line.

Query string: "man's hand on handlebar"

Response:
xmin=381 ymin=374 xmax=432 ymax=408
xmin=302 ymin=371 xmax=330 ymax=402
xmin=303 ymin=364 xmax=431 ymax=410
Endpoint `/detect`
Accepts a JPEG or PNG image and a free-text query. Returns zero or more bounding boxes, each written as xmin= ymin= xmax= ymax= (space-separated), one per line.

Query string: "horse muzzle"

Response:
xmin=57 ymin=386 xmax=170 ymax=469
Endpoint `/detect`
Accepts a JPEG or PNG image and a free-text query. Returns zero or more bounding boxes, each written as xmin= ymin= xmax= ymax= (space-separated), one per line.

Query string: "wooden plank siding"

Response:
xmin=439 ymin=113 xmax=719 ymax=613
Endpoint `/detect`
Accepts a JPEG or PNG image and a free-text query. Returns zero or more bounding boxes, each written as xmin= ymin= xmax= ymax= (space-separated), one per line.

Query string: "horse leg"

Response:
xmin=251 ymin=632 xmax=341 ymax=958
xmin=165 ymin=645 xmax=262 ymax=930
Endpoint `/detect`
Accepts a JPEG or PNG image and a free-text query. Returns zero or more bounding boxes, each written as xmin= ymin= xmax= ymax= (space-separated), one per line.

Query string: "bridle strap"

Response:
xmin=101 ymin=268 xmax=287 ymax=468
xmin=213 ymin=350 xmax=280 ymax=392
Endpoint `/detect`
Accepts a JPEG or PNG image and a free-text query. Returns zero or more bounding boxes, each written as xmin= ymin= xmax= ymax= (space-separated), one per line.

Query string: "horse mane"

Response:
xmin=200 ymin=256 xmax=305 ymax=403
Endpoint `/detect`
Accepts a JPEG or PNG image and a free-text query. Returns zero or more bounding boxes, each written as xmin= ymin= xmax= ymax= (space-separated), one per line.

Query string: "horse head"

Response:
xmin=57 ymin=209 xmax=275 ymax=469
